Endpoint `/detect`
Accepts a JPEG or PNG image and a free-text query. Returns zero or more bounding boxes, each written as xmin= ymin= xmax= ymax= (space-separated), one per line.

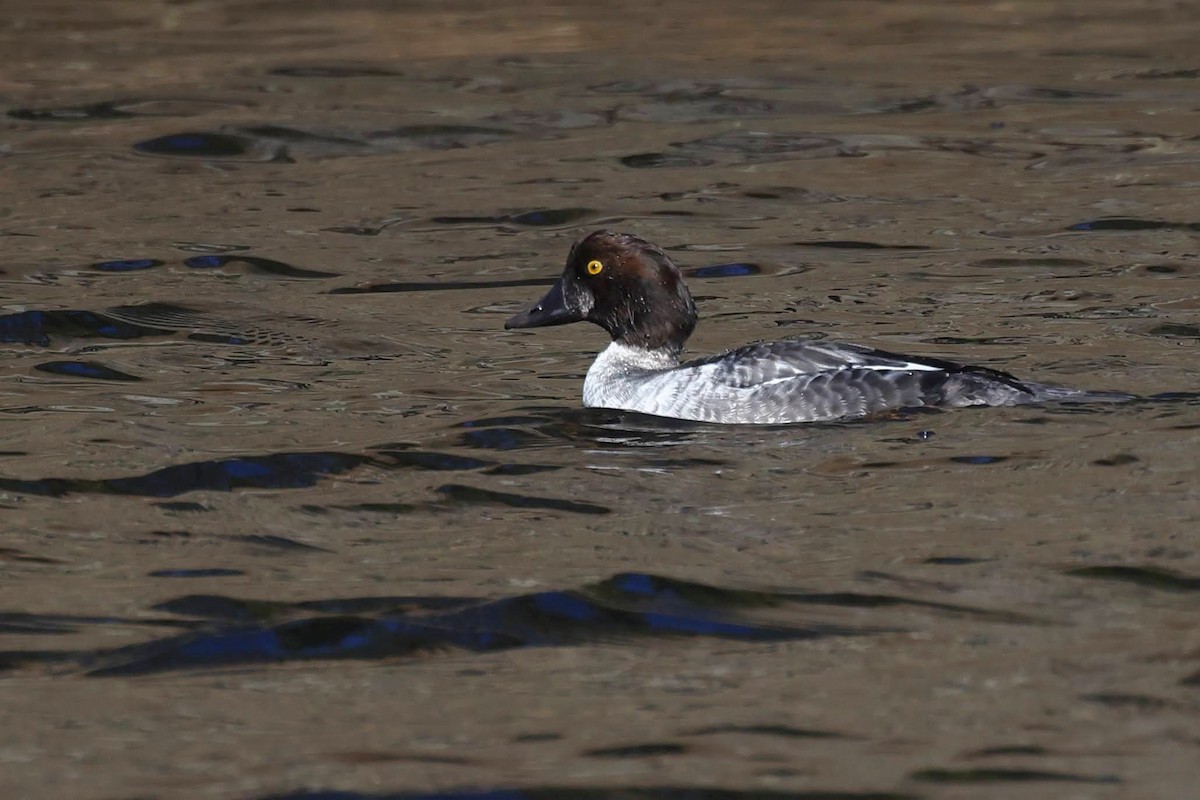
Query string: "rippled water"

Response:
xmin=4 ymin=1 xmax=1200 ymax=798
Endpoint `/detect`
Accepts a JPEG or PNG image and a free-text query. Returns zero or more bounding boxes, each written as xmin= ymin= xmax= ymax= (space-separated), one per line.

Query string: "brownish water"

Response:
xmin=3 ymin=1 xmax=1200 ymax=798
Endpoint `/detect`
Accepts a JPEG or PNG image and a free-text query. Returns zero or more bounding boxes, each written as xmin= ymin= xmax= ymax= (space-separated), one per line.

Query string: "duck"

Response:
xmin=504 ymin=230 xmax=1130 ymax=424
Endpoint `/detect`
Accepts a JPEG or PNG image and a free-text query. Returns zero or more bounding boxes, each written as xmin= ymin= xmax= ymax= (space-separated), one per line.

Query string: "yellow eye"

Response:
xmin=586 ymin=259 xmax=604 ymax=276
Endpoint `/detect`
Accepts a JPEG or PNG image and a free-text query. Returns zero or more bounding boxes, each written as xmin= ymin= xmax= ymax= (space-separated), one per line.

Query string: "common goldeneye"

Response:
xmin=504 ymin=230 xmax=1130 ymax=424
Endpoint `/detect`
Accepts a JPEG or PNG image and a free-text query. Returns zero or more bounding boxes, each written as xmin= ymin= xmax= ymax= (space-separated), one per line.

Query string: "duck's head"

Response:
xmin=505 ymin=230 xmax=698 ymax=354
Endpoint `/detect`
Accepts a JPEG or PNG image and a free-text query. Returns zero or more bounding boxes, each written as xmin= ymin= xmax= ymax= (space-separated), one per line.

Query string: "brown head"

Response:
xmin=505 ymin=230 xmax=698 ymax=354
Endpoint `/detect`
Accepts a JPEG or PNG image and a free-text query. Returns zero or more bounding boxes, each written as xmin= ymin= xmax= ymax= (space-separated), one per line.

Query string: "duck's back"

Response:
xmin=585 ymin=338 xmax=1128 ymax=424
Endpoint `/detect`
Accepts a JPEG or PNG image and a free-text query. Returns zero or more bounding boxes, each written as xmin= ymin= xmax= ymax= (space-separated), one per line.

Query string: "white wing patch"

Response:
xmin=852 ymin=361 xmax=942 ymax=373
xmin=751 ymin=361 xmax=940 ymax=387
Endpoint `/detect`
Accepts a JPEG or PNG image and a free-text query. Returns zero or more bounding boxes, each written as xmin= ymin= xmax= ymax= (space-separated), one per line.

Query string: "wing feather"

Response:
xmin=687 ymin=338 xmax=1026 ymax=390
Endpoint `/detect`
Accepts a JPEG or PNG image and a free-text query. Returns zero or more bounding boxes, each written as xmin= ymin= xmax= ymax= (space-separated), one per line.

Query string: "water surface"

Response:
xmin=2 ymin=1 xmax=1200 ymax=798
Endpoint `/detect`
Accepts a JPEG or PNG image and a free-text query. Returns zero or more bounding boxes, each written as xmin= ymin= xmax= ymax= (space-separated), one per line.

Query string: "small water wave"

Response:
xmin=33 ymin=360 xmax=142 ymax=381
xmin=911 ymin=768 xmax=1118 ymax=785
xmin=1064 ymin=565 xmax=1200 ymax=592
xmin=259 ymin=789 xmax=915 ymax=800
xmin=134 ymin=123 xmax=515 ymax=161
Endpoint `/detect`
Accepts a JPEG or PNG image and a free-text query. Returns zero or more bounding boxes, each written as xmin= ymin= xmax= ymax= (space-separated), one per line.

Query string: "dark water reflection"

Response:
xmin=4 ymin=572 xmax=907 ymax=677
xmin=3 ymin=1 xmax=1200 ymax=799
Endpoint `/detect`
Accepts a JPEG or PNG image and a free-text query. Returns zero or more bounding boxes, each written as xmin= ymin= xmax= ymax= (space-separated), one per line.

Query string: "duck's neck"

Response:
xmin=597 ymin=287 xmax=696 ymax=356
